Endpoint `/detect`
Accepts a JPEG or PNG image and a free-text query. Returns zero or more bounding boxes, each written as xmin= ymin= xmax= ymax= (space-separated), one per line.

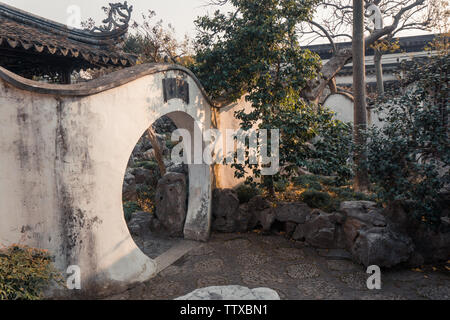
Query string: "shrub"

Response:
xmin=133 ymin=161 xmax=159 ymax=171
xmin=367 ymin=54 xmax=449 ymax=224
xmin=292 ymin=175 xmax=323 ymax=191
xmin=235 ymin=184 xmax=262 ymax=204
xmin=300 ymin=189 xmax=336 ymax=212
xmin=329 ymin=186 xmax=377 ymax=202
xmin=306 ymin=120 xmax=354 ymax=184
xmin=0 ymin=245 xmax=63 ymax=300
xmin=273 ymin=179 xmax=289 ymax=192
xmin=123 ymin=201 xmax=141 ymax=221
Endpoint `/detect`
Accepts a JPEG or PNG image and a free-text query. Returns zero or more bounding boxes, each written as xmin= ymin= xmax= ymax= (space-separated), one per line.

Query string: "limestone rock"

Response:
xmin=248 ymin=195 xmax=272 ymax=212
xmin=293 ymin=209 xmax=341 ymax=248
xmin=340 ymin=201 xmax=386 ymax=227
xmin=167 ymin=163 xmax=189 ymax=175
xmin=212 ymin=189 xmax=240 ymax=233
xmin=128 ymin=211 xmax=153 ymax=237
xmin=275 ymin=202 xmax=311 ymax=224
xmin=351 ymin=227 xmax=414 ymax=267
xmin=155 ymin=173 xmax=187 ymax=237
xmin=122 ymin=171 xmax=137 ymax=201
xmin=175 ymin=285 xmax=281 ymax=300
xmin=246 ymin=196 xmax=274 ymax=231
xmin=383 ymin=202 xmax=450 ymax=264
xmin=132 ymin=167 xmax=152 ymax=184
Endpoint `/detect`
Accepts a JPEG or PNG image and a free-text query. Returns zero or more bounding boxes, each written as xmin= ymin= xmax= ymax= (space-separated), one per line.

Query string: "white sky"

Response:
xmin=1 ymin=0 xmax=232 ymax=40
xmin=2 ymin=0 xmax=431 ymax=44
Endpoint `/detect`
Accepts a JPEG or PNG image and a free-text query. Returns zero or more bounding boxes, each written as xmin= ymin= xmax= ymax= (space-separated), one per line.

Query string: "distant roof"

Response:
xmin=303 ymin=34 xmax=438 ymax=60
xmin=0 ymin=2 xmax=136 ymax=80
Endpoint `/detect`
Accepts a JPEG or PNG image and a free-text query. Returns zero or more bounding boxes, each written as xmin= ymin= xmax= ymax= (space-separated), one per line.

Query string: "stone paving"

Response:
xmin=107 ymin=232 xmax=450 ymax=300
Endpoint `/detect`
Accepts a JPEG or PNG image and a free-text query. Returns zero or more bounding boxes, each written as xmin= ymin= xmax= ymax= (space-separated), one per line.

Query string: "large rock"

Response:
xmin=341 ymin=201 xmax=414 ymax=267
xmin=212 ymin=189 xmax=240 ymax=233
xmin=292 ymin=209 xmax=344 ymax=248
xmin=248 ymin=195 xmax=272 ymax=211
xmin=175 ymin=285 xmax=281 ymax=300
xmin=341 ymin=202 xmax=387 ymax=249
xmin=155 ymin=173 xmax=187 ymax=237
xmin=384 ymin=202 xmax=450 ymax=264
xmin=351 ymin=227 xmax=414 ymax=267
xmin=132 ymin=167 xmax=153 ymax=184
xmin=340 ymin=201 xmax=386 ymax=227
xmin=167 ymin=163 xmax=189 ymax=175
xmin=127 ymin=211 xmax=152 ymax=237
xmin=275 ymin=202 xmax=311 ymax=224
xmin=122 ymin=171 xmax=137 ymax=201
xmin=236 ymin=204 xmax=252 ymax=232
xmin=247 ymin=196 xmax=274 ymax=231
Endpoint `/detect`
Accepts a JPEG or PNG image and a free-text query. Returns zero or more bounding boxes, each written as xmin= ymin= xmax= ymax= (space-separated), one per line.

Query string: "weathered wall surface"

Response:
xmin=214 ymin=96 xmax=256 ymax=189
xmin=323 ymin=93 xmax=386 ymax=127
xmin=0 ymin=65 xmax=212 ymax=297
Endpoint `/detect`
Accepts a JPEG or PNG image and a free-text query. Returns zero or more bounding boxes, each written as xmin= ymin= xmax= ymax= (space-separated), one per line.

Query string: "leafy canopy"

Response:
xmin=192 ymin=0 xmax=352 ymax=192
xmin=367 ymin=52 xmax=449 ymax=224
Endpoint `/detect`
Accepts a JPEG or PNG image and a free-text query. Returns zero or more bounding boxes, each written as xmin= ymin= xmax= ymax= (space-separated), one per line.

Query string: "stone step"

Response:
xmin=155 ymin=240 xmax=201 ymax=274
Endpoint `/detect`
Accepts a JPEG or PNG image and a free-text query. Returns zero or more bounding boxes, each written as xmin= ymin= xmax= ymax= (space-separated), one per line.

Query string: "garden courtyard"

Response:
xmin=106 ymin=231 xmax=450 ymax=300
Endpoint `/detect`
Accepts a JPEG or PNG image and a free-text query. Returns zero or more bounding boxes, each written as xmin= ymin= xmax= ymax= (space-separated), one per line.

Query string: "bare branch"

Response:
xmin=309 ymin=20 xmax=338 ymax=52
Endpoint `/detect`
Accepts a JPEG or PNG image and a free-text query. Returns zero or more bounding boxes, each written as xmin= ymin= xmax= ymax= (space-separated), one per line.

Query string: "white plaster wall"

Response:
xmin=323 ymin=93 xmax=385 ymax=128
xmin=0 ymin=69 xmax=212 ymax=297
xmin=323 ymin=94 xmax=354 ymax=123
xmin=215 ymin=96 xmax=255 ymax=189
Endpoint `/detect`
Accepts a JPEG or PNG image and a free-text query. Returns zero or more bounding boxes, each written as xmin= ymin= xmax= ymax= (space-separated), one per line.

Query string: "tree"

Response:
xmin=192 ymin=0 xmax=353 ymax=195
xmin=299 ymin=0 xmax=446 ymax=101
xmin=123 ymin=10 xmax=193 ymax=66
xmin=366 ymin=51 xmax=449 ymax=224
xmin=353 ymin=0 xmax=370 ymax=192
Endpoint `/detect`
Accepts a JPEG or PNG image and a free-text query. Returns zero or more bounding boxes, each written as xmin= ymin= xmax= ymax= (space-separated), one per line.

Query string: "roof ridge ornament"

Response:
xmin=91 ymin=1 xmax=133 ymax=33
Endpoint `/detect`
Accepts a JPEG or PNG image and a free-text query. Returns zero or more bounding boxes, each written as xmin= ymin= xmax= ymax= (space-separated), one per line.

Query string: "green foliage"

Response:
xmin=292 ymin=175 xmax=323 ymax=191
xmin=192 ymin=0 xmax=354 ymax=193
xmin=133 ymin=160 xmax=159 ymax=171
xmin=235 ymin=184 xmax=262 ymax=204
xmin=367 ymin=54 xmax=449 ymax=224
xmin=123 ymin=10 xmax=193 ymax=66
xmin=192 ymin=0 xmax=357 ymax=193
xmin=306 ymin=120 xmax=354 ymax=182
xmin=123 ymin=201 xmax=142 ymax=221
xmin=274 ymin=178 xmax=289 ymax=192
xmin=0 ymin=245 xmax=63 ymax=300
xmin=300 ymin=189 xmax=335 ymax=212
xmin=329 ymin=186 xmax=377 ymax=202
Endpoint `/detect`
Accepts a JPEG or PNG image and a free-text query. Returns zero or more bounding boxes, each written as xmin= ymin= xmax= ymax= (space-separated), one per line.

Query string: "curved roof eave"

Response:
xmin=0 ymin=2 xmax=128 ymax=46
xmin=0 ymin=63 xmax=218 ymax=108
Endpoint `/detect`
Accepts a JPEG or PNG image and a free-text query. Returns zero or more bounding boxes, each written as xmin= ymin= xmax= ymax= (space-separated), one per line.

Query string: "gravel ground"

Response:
xmin=106 ymin=232 xmax=450 ymax=300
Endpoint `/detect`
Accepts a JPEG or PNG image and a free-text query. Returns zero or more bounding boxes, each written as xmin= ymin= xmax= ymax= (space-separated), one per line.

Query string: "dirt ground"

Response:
xmin=106 ymin=232 xmax=450 ymax=300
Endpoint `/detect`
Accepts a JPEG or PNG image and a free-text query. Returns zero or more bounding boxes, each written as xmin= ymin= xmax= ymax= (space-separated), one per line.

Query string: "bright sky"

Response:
xmin=2 ymin=0 xmax=431 ymax=44
xmin=1 ymin=0 xmax=233 ymax=40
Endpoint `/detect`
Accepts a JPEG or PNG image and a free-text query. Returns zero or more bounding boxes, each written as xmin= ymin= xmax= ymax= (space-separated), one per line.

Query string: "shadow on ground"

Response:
xmin=107 ymin=232 xmax=450 ymax=300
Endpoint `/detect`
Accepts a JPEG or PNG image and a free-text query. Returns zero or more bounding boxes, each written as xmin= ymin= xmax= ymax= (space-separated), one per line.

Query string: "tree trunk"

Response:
xmin=329 ymin=77 xmax=338 ymax=94
xmin=147 ymin=127 xmax=167 ymax=176
xmin=374 ymin=49 xmax=384 ymax=95
xmin=352 ymin=0 xmax=370 ymax=193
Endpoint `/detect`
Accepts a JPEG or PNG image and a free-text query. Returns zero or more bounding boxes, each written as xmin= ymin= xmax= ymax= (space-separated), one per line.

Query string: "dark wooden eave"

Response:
xmin=0 ymin=2 xmax=136 ymax=80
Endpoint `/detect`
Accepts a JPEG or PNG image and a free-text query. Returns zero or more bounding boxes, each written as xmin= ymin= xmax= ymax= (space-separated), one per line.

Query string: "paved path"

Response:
xmin=107 ymin=232 xmax=450 ymax=300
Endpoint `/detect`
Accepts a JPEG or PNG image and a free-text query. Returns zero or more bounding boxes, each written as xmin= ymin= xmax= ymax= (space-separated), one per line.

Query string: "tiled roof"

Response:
xmin=303 ymin=34 xmax=438 ymax=60
xmin=0 ymin=2 xmax=136 ymax=70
